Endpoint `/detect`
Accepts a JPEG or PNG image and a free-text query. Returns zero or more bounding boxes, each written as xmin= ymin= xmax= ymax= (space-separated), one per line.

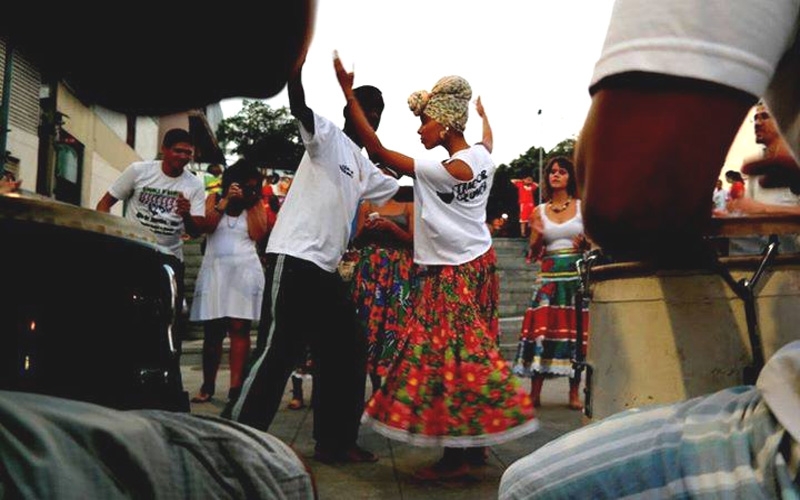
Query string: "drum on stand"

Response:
xmin=584 ymin=215 xmax=800 ymax=422
xmin=0 ymin=192 xmax=189 ymax=411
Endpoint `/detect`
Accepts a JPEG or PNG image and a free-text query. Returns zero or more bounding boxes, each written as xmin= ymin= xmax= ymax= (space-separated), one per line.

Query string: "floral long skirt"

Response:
xmin=362 ymin=249 xmax=539 ymax=447
xmin=350 ymin=244 xmax=415 ymax=376
xmin=513 ymin=250 xmax=589 ymax=378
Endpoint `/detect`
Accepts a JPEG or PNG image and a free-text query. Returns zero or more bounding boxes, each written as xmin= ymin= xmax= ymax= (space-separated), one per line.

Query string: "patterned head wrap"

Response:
xmin=407 ymin=75 xmax=472 ymax=133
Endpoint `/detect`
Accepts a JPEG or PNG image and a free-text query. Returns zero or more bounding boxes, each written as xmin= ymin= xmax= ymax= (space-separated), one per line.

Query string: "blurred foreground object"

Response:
xmin=0 ymin=1 xmax=316 ymax=115
xmin=0 ymin=192 xmax=188 ymax=410
xmin=0 ymin=390 xmax=316 ymax=499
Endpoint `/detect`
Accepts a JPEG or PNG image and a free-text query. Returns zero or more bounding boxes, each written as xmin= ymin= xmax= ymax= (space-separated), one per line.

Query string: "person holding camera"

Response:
xmin=190 ymin=159 xmax=270 ymax=404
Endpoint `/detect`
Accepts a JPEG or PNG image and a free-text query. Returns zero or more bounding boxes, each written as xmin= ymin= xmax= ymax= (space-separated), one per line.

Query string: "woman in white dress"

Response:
xmin=190 ymin=159 xmax=269 ymax=403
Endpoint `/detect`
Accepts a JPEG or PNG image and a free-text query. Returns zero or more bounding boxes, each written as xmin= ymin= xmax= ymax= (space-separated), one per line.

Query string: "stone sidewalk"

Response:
xmin=180 ymin=339 xmax=585 ymax=500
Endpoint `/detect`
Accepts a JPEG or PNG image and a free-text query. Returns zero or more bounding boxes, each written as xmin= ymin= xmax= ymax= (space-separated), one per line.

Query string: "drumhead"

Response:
xmin=0 ymin=191 xmax=160 ymax=249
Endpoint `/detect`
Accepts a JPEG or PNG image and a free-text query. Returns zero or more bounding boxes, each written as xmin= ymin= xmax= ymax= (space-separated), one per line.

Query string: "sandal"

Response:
xmin=287 ymin=398 xmax=305 ymax=410
xmin=191 ymin=391 xmax=213 ymax=403
xmin=191 ymin=383 xmax=215 ymax=403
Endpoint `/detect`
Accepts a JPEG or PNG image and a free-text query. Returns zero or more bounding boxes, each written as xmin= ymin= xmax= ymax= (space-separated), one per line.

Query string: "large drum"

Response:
xmin=585 ymin=216 xmax=800 ymax=421
xmin=0 ymin=192 xmax=188 ymax=411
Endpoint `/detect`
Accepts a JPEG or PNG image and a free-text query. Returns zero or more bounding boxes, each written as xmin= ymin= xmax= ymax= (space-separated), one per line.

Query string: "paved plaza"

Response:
xmin=180 ymin=339 xmax=585 ymax=500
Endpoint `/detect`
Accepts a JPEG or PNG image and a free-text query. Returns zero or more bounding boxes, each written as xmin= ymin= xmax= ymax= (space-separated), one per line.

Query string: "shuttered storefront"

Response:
xmin=0 ymin=38 xmax=41 ymax=136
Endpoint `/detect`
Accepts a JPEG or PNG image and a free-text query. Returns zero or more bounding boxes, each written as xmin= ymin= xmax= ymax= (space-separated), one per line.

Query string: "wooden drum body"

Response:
xmin=586 ymin=255 xmax=800 ymax=421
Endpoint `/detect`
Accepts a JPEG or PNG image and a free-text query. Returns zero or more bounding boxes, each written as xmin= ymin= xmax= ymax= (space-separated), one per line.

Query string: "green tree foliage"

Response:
xmin=509 ymin=146 xmax=547 ymax=184
xmin=486 ymin=137 xmax=576 ymax=237
xmin=548 ymin=137 xmax=576 ymax=160
xmin=216 ymin=100 xmax=305 ymax=169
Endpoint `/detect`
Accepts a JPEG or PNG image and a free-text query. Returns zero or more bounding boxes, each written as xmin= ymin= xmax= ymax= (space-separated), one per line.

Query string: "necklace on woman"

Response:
xmin=548 ymin=197 xmax=572 ymax=213
xmin=225 ymin=214 xmax=239 ymax=229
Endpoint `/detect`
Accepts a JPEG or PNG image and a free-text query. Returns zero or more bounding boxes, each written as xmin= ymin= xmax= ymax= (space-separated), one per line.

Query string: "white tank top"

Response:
xmin=541 ymin=199 xmax=584 ymax=252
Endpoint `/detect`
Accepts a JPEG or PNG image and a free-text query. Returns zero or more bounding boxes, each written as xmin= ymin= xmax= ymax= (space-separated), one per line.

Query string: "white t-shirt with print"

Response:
xmin=413 ymin=144 xmax=495 ymax=266
xmin=108 ymin=160 xmax=205 ymax=261
xmin=592 ymin=0 xmax=800 ymax=160
xmin=266 ymin=112 xmax=399 ymax=272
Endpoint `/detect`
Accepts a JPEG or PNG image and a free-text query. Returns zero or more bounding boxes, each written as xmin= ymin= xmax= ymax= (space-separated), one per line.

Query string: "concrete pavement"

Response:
xmin=180 ymin=337 xmax=585 ymax=500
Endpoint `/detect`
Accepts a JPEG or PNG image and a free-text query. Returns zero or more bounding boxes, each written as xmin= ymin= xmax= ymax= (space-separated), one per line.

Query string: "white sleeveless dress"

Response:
xmin=190 ymin=212 xmax=265 ymax=321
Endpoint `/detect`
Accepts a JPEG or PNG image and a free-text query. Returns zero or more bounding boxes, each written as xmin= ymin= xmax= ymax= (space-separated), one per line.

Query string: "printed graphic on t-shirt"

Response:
xmin=135 ymin=187 xmax=182 ymax=236
xmin=436 ymin=169 xmax=489 ymax=205
xmin=339 ymin=164 xmax=354 ymax=178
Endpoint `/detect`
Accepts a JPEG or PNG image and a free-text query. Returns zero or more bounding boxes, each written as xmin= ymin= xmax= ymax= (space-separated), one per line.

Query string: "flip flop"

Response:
xmin=191 ymin=392 xmax=213 ymax=403
xmin=287 ymin=398 xmax=305 ymax=410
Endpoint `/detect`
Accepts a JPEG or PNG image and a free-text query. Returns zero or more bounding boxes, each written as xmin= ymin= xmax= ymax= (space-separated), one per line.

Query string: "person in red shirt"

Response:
xmin=511 ymin=175 xmax=538 ymax=237
xmin=725 ymin=170 xmax=745 ymax=201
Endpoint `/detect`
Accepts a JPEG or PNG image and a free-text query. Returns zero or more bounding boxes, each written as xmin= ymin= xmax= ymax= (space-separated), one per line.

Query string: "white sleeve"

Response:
xmin=189 ymin=184 xmax=206 ymax=217
xmin=301 ymin=111 xmax=335 ymax=160
xmin=593 ymin=0 xmax=800 ymax=98
xmin=108 ymin=163 xmax=140 ymax=201
xmin=361 ymin=160 xmax=399 ymax=206
xmin=414 ymin=157 xmax=452 ymax=191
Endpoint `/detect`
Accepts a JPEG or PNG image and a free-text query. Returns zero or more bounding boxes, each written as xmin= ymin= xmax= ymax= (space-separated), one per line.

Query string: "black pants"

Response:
xmin=227 ymin=254 xmax=367 ymax=450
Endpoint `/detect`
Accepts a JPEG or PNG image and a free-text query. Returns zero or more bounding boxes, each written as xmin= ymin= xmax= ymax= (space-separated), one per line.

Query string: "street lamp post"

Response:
xmin=538 ymin=146 xmax=543 ymax=205
xmin=537 ymin=109 xmax=543 ymax=205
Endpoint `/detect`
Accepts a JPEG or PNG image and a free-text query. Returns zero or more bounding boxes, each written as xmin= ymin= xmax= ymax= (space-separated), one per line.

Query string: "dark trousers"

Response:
xmin=228 ymin=254 xmax=367 ymax=449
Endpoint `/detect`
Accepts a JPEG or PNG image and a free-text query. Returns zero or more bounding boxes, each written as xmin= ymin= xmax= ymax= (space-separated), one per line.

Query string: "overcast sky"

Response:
xmin=220 ymin=0 xmax=617 ymax=167
xmin=221 ymin=0 xmax=763 ymax=176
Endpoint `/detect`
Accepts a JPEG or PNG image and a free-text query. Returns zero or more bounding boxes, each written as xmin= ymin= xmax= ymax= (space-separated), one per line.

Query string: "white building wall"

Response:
xmin=135 ymin=116 xmax=159 ymax=160
xmin=205 ymin=102 xmax=224 ymax=133
xmin=89 ymin=151 xmax=124 ymax=215
xmin=6 ymin=128 xmax=38 ymax=184
xmin=93 ymin=106 xmax=127 ymax=142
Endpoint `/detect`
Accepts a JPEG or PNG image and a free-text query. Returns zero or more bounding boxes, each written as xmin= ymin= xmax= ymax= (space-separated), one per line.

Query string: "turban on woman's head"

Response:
xmin=407 ymin=75 xmax=472 ymax=133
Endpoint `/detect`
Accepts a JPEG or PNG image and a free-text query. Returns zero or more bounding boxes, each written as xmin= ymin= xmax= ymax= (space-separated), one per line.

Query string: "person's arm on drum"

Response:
xmin=728 ymin=195 xmax=800 ymax=216
xmin=576 ymin=73 xmax=755 ymax=259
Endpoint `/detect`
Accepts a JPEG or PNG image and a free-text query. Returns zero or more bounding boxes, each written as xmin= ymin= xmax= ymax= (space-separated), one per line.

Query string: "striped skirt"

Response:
xmin=513 ymin=250 xmax=589 ymax=378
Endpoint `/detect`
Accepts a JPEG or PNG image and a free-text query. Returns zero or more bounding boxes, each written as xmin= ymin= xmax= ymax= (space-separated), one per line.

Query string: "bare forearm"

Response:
xmin=183 ymin=215 xmax=204 ymax=238
xmin=247 ymin=205 xmax=269 ymax=242
xmin=203 ymin=195 xmax=224 ymax=233
xmin=480 ymin=113 xmax=493 ymax=153
xmin=288 ymin=67 xmax=313 ymax=132
xmin=96 ymin=192 xmax=117 ymax=212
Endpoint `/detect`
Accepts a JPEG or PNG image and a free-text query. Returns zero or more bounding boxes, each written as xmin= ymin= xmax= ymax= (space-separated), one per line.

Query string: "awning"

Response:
xmin=0 ymin=1 xmax=315 ymax=116
xmin=188 ymin=111 xmax=226 ymax=165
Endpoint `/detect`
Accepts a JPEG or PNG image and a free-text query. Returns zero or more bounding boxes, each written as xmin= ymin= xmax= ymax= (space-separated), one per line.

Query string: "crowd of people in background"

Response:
xmin=5 ymin=0 xmax=800 ymax=496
